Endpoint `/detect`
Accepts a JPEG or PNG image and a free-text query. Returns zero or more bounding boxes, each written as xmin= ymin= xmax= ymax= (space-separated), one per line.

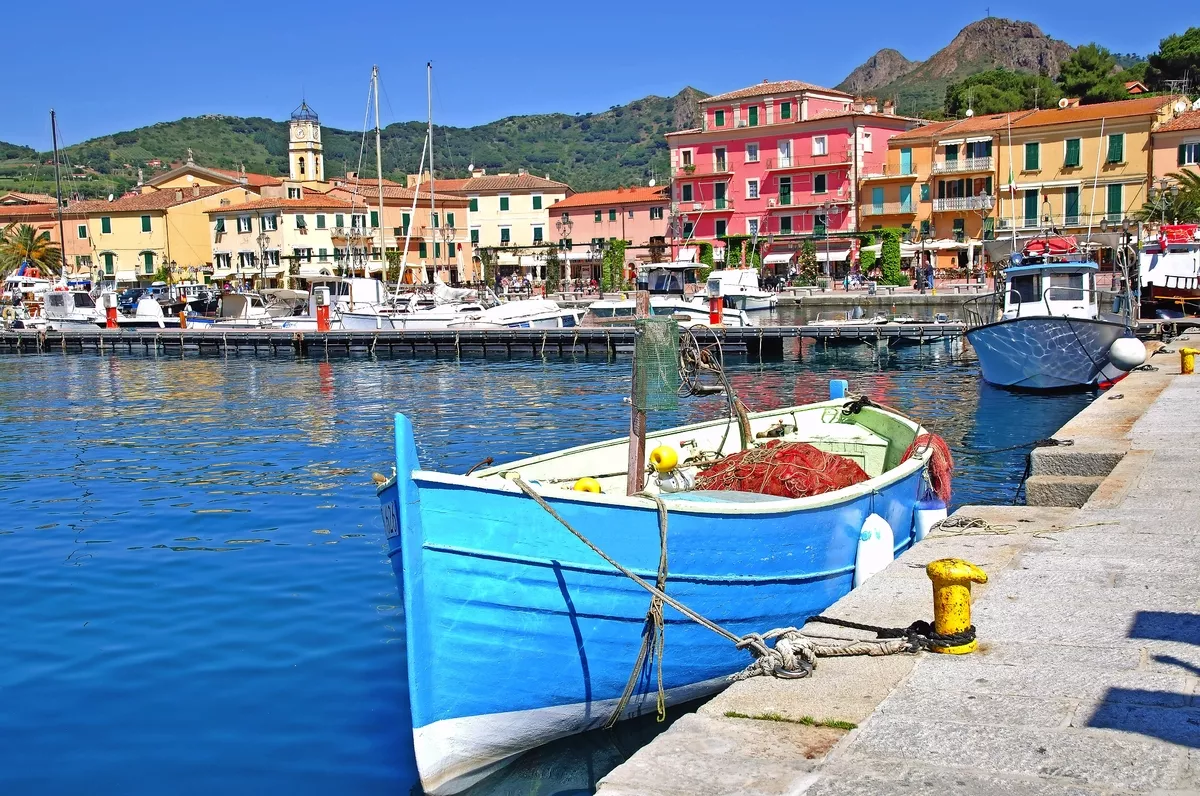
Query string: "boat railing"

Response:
xmin=962 ymin=290 xmax=1005 ymax=328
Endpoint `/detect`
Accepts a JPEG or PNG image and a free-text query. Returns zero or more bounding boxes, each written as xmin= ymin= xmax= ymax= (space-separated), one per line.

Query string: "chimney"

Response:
xmin=137 ymin=167 xmax=144 ymax=186
xmin=347 ymin=171 xmax=358 ymax=181
xmin=192 ymin=184 xmax=200 ymax=197
xmin=175 ymin=189 xmax=183 ymax=201
xmin=518 ymin=167 xmax=528 ymax=176
xmin=882 ymin=99 xmax=896 ymax=116
xmin=471 ymin=167 xmax=486 ymax=177
xmin=239 ymin=164 xmax=248 ymax=185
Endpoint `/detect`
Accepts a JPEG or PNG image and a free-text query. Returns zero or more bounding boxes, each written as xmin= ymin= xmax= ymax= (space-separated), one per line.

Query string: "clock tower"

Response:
xmin=289 ymin=101 xmax=324 ymax=183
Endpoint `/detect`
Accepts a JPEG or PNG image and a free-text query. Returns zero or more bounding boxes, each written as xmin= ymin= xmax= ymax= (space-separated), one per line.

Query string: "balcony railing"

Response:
xmin=764 ymin=150 xmax=853 ymax=171
xmin=861 ymin=164 xmax=918 ymax=179
xmin=678 ymin=198 xmax=734 ymax=212
xmin=931 ymin=156 xmax=993 ymax=175
xmin=861 ymin=202 xmax=915 ymax=216
xmin=932 ymin=195 xmax=994 ymax=212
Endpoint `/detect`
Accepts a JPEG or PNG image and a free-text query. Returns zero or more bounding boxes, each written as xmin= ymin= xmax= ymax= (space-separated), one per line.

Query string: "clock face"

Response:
xmin=296 ymin=126 xmax=307 ymax=140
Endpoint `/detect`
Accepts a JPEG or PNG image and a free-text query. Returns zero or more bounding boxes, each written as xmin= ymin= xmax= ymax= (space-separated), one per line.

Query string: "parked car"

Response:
xmin=117 ymin=288 xmax=146 ymax=314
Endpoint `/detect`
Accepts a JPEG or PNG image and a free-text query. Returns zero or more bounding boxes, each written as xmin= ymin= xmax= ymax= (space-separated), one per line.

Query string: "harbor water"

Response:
xmin=0 ymin=345 xmax=1092 ymax=794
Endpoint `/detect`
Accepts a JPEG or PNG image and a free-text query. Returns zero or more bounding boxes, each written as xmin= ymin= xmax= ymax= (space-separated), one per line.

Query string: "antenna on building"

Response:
xmin=649 ymin=178 xmax=656 ymax=187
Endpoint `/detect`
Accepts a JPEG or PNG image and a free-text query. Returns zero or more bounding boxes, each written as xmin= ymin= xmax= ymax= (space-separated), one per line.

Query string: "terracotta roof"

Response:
xmin=888 ymin=111 xmax=1037 ymax=143
xmin=889 ymin=119 xmax=962 ymax=142
xmin=703 ymin=80 xmax=853 ymax=104
xmin=207 ymin=167 xmax=283 ymax=187
xmin=434 ymin=173 xmax=570 ymax=193
xmin=203 ymin=195 xmax=363 ymax=214
xmin=71 ymin=186 xmax=233 ymax=213
xmin=0 ymin=191 xmax=58 ymax=205
xmin=1156 ymin=109 xmax=1200 ymax=133
xmin=549 ymin=186 xmax=669 ymax=210
xmin=1011 ymin=96 xmax=1181 ymax=129
xmin=0 ymin=202 xmax=85 ymax=218
xmin=331 ymin=175 xmax=406 ymax=190
xmin=806 ymin=108 xmax=924 ymax=124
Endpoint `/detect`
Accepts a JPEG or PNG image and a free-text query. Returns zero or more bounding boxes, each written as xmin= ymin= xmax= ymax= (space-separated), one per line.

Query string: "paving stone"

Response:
xmin=875 ymin=688 xmax=1076 ymax=729
xmin=843 ymin=713 xmax=1181 ymax=792
xmin=805 ymin=762 xmax=1110 ymax=796
xmin=1071 ymin=701 xmax=1200 ymax=748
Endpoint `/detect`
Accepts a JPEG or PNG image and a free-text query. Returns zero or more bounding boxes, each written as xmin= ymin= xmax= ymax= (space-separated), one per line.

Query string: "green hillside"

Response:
xmin=6 ymin=89 xmax=704 ymax=200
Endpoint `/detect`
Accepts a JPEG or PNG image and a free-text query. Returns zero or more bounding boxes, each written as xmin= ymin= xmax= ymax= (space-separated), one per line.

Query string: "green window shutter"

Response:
xmin=141 ymin=215 xmax=151 ymax=232
xmin=780 ymin=102 xmax=791 ymax=120
xmin=715 ymin=110 xmax=725 ymax=127
xmin=401 ymin=213 xmax=410 ymax=231
xmin=1025 ymin=142 xmax=1039 ymax=171
xmin=533 ymin=227 xmax=543 ymax=242
xmin=1024 ymin=190 xmax=1038 ymax=225
xmin=1182 ymin=145 xmax=1189 ymax=167
xmin=314 ymin=215 xmax=324 ymax=229
xmin=335 ymin=214 xmax=344 ymax=227
xmin=899 ymin=185 xmax=912 ymax=211
xmin=715 ymin=219 xmax=727 ymax=237
xmin=920 ymin=220 xmax=930 ymax=236
xmin=431 ymin=213 xmax=439 ymax=228
xmin=609 ymin=209 xmax=616 ymax=221
xmin=1065 ymin=138 xmax=1081 ymax=167
xmin=983 ymin=217 xmax=995 ymax=240
xmin=447 ymin=212 xmax=455 ymax=228
xmin=1065 ymin=187 xmax=1080 ymax=223
xmin=434 ymin=242 xmax=441 ymax=258
xmin=920 ymin=183 xmax=930 ymax=201
xmin=101 ymin=217 xmax=111 ymax=234
xmin=1108 ymin=134 xmax=1124 ymax=163
xmin=77 ymin=224 xmax=87 ymax=239
xmin=594 ymin=210 xmax=602 ymax=222
xmin=419 ymin=242 xmax=427 ymax=258
xmin=470 ymin=228 xmax=479 ymax=244
xmin=142 ymin=252 xmax=153 ymax=272
xmin=780 ymin=216 xmax=792 ymax=234
xmin=370 ymin=210 xmax=379 ymax=227
xmin=318 ymin=248 xmax=327 ymax=261
xmin=499 ymin=197 xmax=509 ymax=211
xmin=469 ymin=197 xmax=479 ymax=212
xmin=748 ymin=106 xmax=758 ymax=126
xmin=900 ymin=148 xmax=912 ymax=175
xmin=1107 ymin=184 xmax=1122 ymax=216
xmin=532 ymin=196 xmax=542 ymax=210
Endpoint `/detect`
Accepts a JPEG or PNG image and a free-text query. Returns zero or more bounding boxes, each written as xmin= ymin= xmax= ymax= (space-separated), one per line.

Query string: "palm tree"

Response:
xmin=1136 ymin=171 xmax=1200 ymax=224
xmin=0 ymin=223 xmax=63 ymax=275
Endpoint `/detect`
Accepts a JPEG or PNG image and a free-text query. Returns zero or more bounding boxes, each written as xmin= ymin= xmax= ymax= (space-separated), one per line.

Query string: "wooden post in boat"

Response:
xmin=626 ymin=290 xmax=650 ymax=495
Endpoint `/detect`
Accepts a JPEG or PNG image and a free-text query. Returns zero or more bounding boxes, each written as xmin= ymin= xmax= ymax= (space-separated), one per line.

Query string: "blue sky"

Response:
xmin=3 ymin=0 xmax=1188 ymax=150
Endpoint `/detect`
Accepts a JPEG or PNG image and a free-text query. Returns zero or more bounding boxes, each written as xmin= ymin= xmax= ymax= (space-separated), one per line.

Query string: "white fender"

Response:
xmin=854 ymin=513 xmax=894 ymax=587
xmin=913 ymin=496 xmax=948 ymax=543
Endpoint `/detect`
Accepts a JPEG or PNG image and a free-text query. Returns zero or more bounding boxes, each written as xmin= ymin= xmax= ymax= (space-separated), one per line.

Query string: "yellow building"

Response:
xmin=996 ymin=96 xmax=1181 ymax=235
xmin=436 ymin=169 xmax=570 ymax=251
xmin=140 ymin=154 xmax=284 ymax=194
xmin=74 ymin=185 xmax=257 ymax=285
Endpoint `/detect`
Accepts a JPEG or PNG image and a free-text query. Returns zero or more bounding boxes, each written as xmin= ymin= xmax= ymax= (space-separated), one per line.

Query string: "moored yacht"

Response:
xmin=1139 ymin=223 xmax=1200 ymax=317
xmin=587 ymin=263 xmax=753 ymax=327
xmin=706 ymin=268 xmax=777 ymax=311
xmin=965 ymin=236 xmax=1145 ymax=390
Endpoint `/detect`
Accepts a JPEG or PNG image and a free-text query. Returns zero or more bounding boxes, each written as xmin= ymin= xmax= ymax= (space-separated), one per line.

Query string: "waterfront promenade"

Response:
xmin=598 ymin=336 xmax=1199 ymax=795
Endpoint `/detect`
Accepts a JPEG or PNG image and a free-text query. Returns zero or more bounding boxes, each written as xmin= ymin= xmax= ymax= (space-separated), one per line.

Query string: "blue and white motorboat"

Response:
xmin=377 ymin=398 xmax=938 ymax=793
xmin=965 ymin=236 xmax=1145 ymax=391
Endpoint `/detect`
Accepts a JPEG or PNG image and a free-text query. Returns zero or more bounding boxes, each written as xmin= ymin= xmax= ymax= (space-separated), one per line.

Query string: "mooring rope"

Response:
xmin=511 ymin=477 xmax=929 ymax=688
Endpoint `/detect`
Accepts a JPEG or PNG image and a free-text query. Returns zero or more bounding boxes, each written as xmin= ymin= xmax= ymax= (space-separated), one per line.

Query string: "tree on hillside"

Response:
xmin=944 ymin=69 xmax=1062 ymax=116
xmin=1145 ymin=27 xmax=1200 ymax=90
xmin=0 ymin=223 xmax=62 ymax=275
xmin=1057 ymin=44 xmax=1129 ymax=104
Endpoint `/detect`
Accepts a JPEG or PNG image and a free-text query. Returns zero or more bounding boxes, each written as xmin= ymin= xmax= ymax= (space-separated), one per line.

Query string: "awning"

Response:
xmin=297 ymin=264 xmax=336 ymax=278
xmin=815 ymin=250 xmax=850 ymax=262
xmin=498 ymin=254 xmax=520 ymax=266
xmin=115 ymin=270 xmax=138 ymax=283
xmin=763 ymin=253 xmax=795 ymax=264
xmin=678 ymin=247 xmax=697 ymax=263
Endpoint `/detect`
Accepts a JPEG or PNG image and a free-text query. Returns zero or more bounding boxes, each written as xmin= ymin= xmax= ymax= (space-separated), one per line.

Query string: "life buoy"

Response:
xmin=27 ymin=268 xmax=40 ymax=279
xmin=1 ymin=306 xmax=15 ymax=322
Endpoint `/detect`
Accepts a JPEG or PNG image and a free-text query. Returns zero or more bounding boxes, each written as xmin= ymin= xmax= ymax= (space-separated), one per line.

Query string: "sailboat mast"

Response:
xmin=50 ymin=109 xmax=67 ymax=279
xmin=427 ymin=62 xmax=436 ymax=281
xmin=373 ymin=66 xmax=386 ymax=273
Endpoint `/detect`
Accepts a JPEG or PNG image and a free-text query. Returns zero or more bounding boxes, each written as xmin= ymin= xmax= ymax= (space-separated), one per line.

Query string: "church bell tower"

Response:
xmin=289 ymin=101 xmax=324 ymax=184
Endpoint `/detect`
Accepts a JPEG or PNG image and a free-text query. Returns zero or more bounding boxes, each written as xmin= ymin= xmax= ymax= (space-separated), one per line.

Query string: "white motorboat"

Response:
xmin=965 ymin=236 xmax=1144 ymax=390
xmin=44 ymin=288 xmax=180 ymax=330
xmin=278 ymin=277 xmax=389 ymax=330
xmin=188 ymin=293 xmax=275 ymax=328
xmin=340 ymin=279 xmax=490 ymax=331
xmin=589 ymin=262 xmax=754 ymax=327
xmin=1139 ymin=223 xmax=1200 ymax=317
xmin=445 ymin=298 xmax=582 ymax=329
xmin=706 ymin=268 xmax=777 ymax=311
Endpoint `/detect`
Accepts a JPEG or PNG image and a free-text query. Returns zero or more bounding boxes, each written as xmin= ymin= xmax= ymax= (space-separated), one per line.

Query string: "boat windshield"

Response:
xmin=647 ymin=268 xmax=694 ymax=294
xmin=1045 ymin=273 xmax=1086 ymax=302
xmin=1010 ymin=274 xmax=1041 ymax=303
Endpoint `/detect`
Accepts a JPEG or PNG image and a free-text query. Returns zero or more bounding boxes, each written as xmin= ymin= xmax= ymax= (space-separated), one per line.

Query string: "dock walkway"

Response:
xmin=598 ymin=336 xmax=1199 ymax=795
xmin=0 ymin=323 xmax=963 ymax=360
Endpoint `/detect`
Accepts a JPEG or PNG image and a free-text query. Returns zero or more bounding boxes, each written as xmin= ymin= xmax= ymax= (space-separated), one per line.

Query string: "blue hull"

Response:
xmin=381 ymin=413 xmax=927 ymax=793
xmin=966 ymin=316 xmax=1128 ymax=390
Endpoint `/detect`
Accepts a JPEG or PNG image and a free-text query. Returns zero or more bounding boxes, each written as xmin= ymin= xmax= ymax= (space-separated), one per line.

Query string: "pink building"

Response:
xmin=547 ymin=185 xmax=670 ymax=279
xmin=666 ymin=80 xmax=919 ymax=270
xmin=1151 ymin=108 xmax=1200 ymax=180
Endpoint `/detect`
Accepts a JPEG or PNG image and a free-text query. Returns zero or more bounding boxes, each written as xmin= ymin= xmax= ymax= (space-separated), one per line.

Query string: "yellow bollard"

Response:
xmin=1181 ymin=348 xmax=1199 ymax=376
xmin=925 ymin=558 xmax=988 ymax=654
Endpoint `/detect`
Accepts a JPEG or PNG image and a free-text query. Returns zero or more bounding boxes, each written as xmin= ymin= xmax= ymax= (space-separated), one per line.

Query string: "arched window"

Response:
xmin=298 ymin=156 xmax=306 ymax=176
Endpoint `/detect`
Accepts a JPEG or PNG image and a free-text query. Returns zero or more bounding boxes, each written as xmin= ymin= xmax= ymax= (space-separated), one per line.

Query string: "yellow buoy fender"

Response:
xmin=573 ymin=477 xmax=602 ymax=493
xmin=648 ymin=445 xmax=679 ymax=473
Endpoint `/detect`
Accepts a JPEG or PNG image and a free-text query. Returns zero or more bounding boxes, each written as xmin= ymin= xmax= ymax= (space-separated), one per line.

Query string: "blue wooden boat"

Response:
xmin=378 ymin=399 xmax=933 ymax=793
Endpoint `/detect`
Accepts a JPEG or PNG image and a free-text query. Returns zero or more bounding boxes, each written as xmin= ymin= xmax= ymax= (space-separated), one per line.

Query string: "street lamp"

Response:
xmin=818 ymin=200 xmax=836 ymax=278
xmin=556 ymin=214 xmax=574 ymax=285
xmin=439 ymin=224 xmax=457 ymax=283
xmin=256 ymin=231 xmax=270 ymax=288
xmin=1146 ymin=178 xmax=1180 ymax=225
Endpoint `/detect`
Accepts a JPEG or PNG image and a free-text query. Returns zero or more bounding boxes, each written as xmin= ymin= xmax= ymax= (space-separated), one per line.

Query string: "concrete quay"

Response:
xmin=597 ymin=332 xmax=1200 ymax=796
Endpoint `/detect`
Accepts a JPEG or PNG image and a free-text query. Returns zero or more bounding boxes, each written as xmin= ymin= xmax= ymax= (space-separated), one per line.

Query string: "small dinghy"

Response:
xmin=378 ymin=377 xmax=944 ymax=793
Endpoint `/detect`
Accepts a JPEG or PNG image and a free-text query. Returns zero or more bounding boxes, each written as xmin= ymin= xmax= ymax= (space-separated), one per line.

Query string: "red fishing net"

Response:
xmin=693 ymin=440 xmax=870 ymax=499
xmin=903 ymin=434 xmax=953 ymax=503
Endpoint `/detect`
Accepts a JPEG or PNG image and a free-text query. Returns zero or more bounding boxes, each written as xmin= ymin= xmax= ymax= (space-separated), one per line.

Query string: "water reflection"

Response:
xmin=0 ymin=350 xmax=1090 ymax=794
